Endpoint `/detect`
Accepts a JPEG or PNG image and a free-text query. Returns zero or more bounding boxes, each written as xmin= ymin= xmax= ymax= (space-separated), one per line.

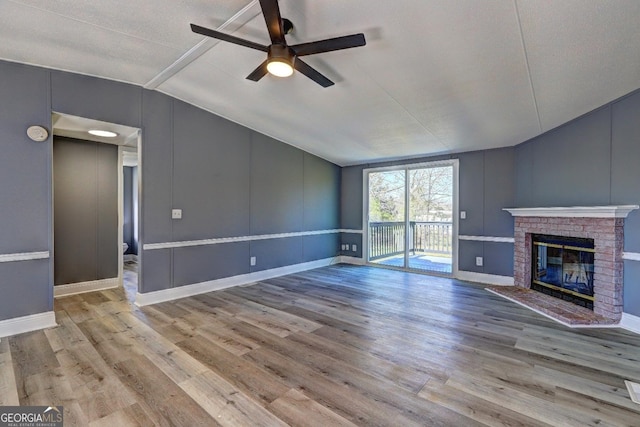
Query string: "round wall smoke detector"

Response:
xmin=26 ymin=125 xmax=49 ymax=142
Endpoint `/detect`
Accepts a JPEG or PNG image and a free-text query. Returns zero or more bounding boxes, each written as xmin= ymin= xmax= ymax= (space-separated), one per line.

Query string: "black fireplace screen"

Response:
xmin=532 ymin=234 xmax=595 ymax=309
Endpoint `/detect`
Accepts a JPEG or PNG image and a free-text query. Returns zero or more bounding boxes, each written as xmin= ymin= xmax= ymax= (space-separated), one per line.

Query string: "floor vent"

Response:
xmin=626 ymin=380 xmax=640 ymax=405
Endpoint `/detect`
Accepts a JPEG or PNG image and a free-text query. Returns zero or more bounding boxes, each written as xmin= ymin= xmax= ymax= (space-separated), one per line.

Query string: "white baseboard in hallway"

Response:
xmin=54 ymin=277 xmax=120 ymax=297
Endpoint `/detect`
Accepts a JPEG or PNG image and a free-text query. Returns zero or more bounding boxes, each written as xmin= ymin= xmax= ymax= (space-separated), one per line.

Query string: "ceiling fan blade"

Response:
xmin=291 ymin=33 xmax=366 ymax=57
xmin=259 ymin=0 xmax=285 ymax=44
xmin=294 ymin=59 xmax=334 ymax=88
xmin=246 ymin=60 xmax=269 ymax=82
xmin=191 ymin=24 xmax=268 ymax=52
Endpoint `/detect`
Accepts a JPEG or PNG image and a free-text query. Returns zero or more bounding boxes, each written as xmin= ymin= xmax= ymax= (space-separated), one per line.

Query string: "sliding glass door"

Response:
xmin=367 ymin=170 xmax=406 ymax=268
xmin=366 ymin=161 xmax=456 ymax=274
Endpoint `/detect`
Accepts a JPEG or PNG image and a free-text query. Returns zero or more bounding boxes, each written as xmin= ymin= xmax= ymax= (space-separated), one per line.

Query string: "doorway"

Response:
xmin=52 ymin=113 xmax=141 ymax=298
xmin=364 ymin=160 xmax=458 ymax=275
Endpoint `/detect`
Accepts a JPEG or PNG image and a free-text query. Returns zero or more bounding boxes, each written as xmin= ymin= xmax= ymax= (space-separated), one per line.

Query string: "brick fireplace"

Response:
xmin=504 ymin=206 xmax=638 ymax=322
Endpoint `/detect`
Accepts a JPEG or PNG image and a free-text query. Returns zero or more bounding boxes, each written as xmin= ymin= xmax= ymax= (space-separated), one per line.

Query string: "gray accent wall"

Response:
xmin=123 ymin=167 xmax=134 ymax=253
xmin=0 ymin=59 xmax=341 ymax=321
xmin=250 ymin=132 xmax=303 ymax=235
xmin=514 ymin=89 xmax=640 ymax=316
xmin=53 ymin=137 xmax=118 ymax=285
xmin=142 ymin=97 xmax=341 ymax=292
xmin=0 ymin=62 xmax=51 ymax=321
xmin=516 ymin=107 xmax=612 ymax=207
xmin=303 ymin=153 xmax=341 ymax=231
xmin=458 ymin=149 xmax=515 ymax=274
xmin=123 ymin=166 xmax=138 ymax=255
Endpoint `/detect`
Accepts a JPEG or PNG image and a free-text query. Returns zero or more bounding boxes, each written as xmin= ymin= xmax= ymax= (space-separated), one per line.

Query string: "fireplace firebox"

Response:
xmin=531 ymin=234 xmax=595 ymax=309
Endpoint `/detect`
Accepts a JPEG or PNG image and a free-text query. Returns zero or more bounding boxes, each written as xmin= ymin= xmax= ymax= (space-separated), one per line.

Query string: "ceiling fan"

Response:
xmin=191 ymin=0 xmax=366 ymax=87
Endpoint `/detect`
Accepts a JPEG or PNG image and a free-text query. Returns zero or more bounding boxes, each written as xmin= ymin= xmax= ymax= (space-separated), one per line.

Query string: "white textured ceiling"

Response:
xmin=2 ymin=0 xmax=639 ymax=166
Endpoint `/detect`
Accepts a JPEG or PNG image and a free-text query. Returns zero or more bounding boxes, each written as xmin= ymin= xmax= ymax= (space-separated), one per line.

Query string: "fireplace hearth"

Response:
xmin=503 ymin=206 xmax=638 ymax=323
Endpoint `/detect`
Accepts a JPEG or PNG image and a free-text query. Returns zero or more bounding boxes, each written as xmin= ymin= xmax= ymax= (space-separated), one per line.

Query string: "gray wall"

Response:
xmin=340 ymin=148 xmax=515 ymax=274
xmin=53 ymin=137 xmax=118 ymax=285
xmin=140 ymin=96 xmax=341 ymax=293
xmin=0 ymin=62 xmax=51 ymax=320
xmin=514 ymin=89 xmax=640 ymax=316
xmin=123 ymin=166 xmax=138 ymax=255
xmin=0 ymin=60 xmax=341 ymax=321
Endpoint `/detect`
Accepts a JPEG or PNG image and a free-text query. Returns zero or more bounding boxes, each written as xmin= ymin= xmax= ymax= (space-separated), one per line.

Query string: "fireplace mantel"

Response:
xmin=503 ymin=205 xmax=638 ymax=218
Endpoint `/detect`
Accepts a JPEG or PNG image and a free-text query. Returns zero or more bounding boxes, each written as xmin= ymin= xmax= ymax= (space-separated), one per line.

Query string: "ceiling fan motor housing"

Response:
xmin=268 ymin=44 xmax=295 ymax=63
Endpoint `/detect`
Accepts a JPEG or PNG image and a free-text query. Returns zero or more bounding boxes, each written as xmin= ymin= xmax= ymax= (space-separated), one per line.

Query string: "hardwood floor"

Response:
xmin=2 ymin=263 xmax=640 ymax=426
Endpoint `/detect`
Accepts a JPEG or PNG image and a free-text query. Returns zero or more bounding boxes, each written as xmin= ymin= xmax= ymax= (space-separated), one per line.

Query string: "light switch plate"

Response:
xmin=172 ymin=209 xmax=182 ymax=219
xmin=352 ymin=244 xmax=357 ymax=252
xmin=460 ymin=211 xmax=467 ymax=219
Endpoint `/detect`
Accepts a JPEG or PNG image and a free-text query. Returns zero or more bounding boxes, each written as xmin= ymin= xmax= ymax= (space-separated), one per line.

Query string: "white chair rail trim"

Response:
xmin=0 ymin=251 xmax=50 ymax=263
xmin=144 ymin=229 xmax=355 ymax=250
xmin=623 ymin=252 xmax=640 ymax=262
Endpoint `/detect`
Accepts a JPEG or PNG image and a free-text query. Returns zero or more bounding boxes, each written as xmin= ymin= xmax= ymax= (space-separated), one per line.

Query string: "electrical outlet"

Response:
xmin=476 ymin=256 xmax=483 ymax=266
xmin=352 ymin=244 xmax=357 ymax=252
xmin=250 ymin=256 xmax=256 ymax=266
xmin=171 ymin=209 xmax=182 ymax=219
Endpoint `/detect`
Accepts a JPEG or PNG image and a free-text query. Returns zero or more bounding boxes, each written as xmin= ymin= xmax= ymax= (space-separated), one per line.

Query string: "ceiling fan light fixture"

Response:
xmin=267 ymin=59 xmax=293 ymax=77
xmin=267 ymin=45 xmax=294 ymax=77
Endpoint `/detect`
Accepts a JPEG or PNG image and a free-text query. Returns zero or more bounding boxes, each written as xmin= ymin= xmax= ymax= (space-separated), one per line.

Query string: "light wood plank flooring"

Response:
xmin=2 ymin=263 xmax=640 ymax=426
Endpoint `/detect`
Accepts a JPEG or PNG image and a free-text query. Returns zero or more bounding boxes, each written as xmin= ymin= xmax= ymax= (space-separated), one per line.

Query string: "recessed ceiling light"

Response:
xmin=88 ymin=129 xmax=118 ymax=138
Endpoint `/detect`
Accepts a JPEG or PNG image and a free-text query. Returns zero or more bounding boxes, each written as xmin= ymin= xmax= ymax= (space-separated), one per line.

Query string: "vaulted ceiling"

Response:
xmin=2 ymin=0 xmax=639 ymax=166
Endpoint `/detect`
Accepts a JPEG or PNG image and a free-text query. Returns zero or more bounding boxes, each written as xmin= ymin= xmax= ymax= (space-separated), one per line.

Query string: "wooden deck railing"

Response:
xmin=369 ymin=221 xmax=452 ymax=260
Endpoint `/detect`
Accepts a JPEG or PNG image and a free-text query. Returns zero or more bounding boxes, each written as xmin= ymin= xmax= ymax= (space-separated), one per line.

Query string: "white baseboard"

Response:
xmin=457 ymin=270 xmax=514 ymax=286
xmin=339 ymin=255 xmax=366 ymax=265
xmin=623 ymin=252 xmax=640 ymax=262
xmin=621 ymin=312 xmax=640 ymax=334
xmin=54 ymin=277 xmax=120 ymax=297
xmin=0 ymin=311 xmax=57 ymax=339
xmin=136 ymin=257 xmax=338 ymax=307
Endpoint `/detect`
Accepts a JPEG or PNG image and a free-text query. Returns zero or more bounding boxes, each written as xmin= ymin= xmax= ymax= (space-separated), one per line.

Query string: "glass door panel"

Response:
xmin=408 ymin=166 xmax=453 ymax=273
xmin=367 ymin=170 xmax=406 ymax=268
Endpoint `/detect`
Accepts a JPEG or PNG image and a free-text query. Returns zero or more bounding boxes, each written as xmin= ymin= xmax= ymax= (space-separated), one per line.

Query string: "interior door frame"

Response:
xmin=51 ymin=115 xmax=142 ymax=297
xmin=362 ymin=159 xmax=459 ymax=276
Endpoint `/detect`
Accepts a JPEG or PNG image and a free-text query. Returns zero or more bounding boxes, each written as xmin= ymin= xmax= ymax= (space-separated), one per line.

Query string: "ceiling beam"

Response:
xmin=144 ymin=0 xmax=261 ymax=90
